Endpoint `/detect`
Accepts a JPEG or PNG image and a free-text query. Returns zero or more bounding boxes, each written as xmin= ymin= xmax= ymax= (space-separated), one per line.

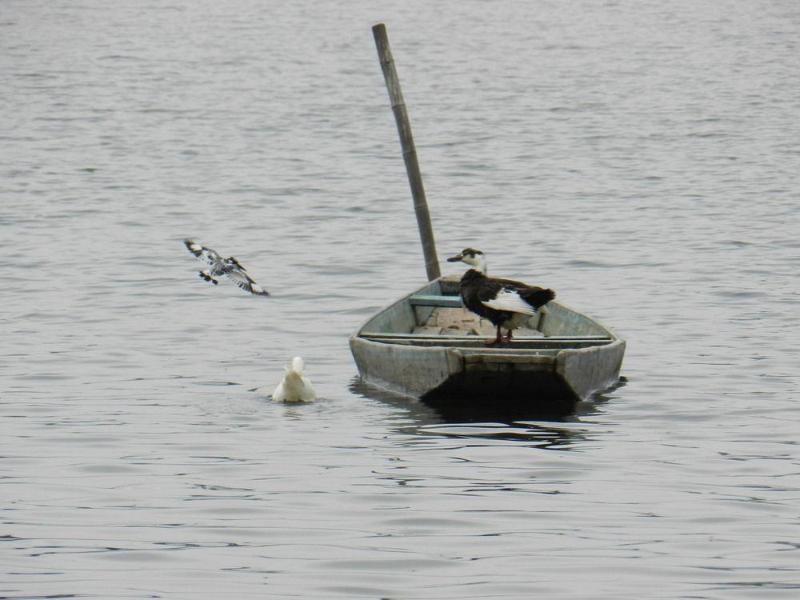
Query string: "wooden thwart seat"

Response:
xmin=409 ymin=294 xmax=463 ymax=308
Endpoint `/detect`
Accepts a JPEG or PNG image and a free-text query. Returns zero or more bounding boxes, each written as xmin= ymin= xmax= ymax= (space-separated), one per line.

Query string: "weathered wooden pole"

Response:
xmin=372 ymin=23 xmax=441 ymax=281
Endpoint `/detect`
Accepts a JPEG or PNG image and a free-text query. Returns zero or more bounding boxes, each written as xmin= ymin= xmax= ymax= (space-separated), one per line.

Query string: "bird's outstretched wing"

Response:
xmin=184 ymin=239 xmax=222 ymax=267
xmin=222 ymin=261 xmax=270 ymax=296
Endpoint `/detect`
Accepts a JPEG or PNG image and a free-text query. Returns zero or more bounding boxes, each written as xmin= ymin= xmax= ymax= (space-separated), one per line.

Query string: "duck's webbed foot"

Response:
xmin=485 ymin=326 xmax=504 ymax=347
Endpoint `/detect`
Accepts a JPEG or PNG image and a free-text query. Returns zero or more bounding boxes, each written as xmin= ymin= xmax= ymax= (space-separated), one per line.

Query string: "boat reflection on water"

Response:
xmin=349 ymin=377 xmax=626 ymax=450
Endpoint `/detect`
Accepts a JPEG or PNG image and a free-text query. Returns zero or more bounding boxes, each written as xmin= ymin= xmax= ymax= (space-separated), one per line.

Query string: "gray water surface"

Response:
xmin=2 ymin=0 xmax=799 ymax=598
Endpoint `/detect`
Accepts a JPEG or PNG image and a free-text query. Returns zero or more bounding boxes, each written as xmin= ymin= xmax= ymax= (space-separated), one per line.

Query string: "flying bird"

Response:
xmin=183 ymin=239 xmax=269 ymax=296
xmin=447 ymin=248 xmax=555 ymax=346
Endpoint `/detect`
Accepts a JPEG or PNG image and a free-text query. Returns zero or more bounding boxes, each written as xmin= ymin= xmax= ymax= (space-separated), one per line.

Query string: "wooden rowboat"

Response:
xmin=356 ymin=26 xmax=625 ymax=418
xmin=349 ymin=275 xmax=625 ymax=418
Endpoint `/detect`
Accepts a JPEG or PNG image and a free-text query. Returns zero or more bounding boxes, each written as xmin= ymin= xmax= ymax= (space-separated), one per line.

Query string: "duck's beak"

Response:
xmin=446 ymin=252 xmax=464 ymax=263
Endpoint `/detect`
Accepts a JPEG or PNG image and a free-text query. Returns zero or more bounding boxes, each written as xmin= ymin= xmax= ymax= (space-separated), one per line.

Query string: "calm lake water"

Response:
xmin=2 ymin=0 xmax=799 ymax=598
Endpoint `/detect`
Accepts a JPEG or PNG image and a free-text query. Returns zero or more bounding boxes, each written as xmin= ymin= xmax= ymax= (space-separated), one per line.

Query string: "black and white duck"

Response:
xmin=447 ymin=247 xmax=555 ymax=346
xmin=183 ymin=239 xmax=270 ymax=296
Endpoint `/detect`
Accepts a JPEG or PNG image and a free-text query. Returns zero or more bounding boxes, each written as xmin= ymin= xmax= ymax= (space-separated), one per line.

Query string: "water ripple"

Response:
xmin=2 ymin=0 xmax=799 ymax=598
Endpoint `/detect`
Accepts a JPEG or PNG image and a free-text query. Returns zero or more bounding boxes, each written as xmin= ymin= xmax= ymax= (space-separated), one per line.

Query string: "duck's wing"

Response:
xmin=272 ymin=380 xmax=286 ymax=402
xmin=518 ymin=286 xmax=555 ymax=309
xmin=482 ymin=276 xmax=529 ymax=288
xmin=299 ymin=376 xmax=316 ymax=402
xmin=184 ymin=239 xmax=223 ymax=267
xmin=221 ymin=260 xmax=270 ymax=296
xmin=479 ymin=278 xmax=555 ymax=314
xmin=481 ymin=287 xmax=538 ymax=315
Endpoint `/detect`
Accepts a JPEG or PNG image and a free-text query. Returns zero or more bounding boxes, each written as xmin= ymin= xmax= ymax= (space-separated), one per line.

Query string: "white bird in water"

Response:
xmin=270 ymin=357 xmax=316 ymax=403
xmin=183 ymin=239 xmax=269 ymax=296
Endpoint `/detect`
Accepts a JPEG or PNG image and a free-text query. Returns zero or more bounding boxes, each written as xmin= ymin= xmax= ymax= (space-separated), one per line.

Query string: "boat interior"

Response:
xmin=359 ymin=276 xmax=615 ymax=351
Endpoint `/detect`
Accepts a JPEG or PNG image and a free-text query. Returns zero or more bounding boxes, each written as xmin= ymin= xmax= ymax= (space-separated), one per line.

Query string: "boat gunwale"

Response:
xmin=357 ymin=336 xmax=615 ymax=355
xmin=352 ymin=277 xmax=622 ymax=348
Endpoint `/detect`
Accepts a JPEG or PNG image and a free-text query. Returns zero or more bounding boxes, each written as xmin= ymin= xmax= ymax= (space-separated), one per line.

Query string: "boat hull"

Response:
xmin=350 ymin=336 xmax=625 ymax=418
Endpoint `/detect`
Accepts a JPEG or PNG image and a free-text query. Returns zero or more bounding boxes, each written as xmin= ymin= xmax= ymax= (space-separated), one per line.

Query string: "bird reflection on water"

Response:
xmin=348 ymin=378 xmax=625 ymax=450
